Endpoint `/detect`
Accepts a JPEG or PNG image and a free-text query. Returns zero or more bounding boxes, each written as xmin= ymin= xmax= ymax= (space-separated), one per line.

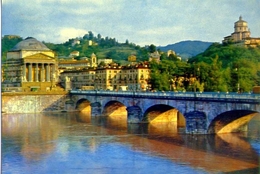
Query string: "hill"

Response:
xmin=1 ymin=33 xmax=149 ymax=64
xmin=1 ymin=35 xmax=23 ymax=61
xmin=188 ymin=43 xmax=260 ymax=68
xmin=158 ymin=40 xmax=213 ymax=59
xmin=188 ymin=43 xmax=260 ymax=92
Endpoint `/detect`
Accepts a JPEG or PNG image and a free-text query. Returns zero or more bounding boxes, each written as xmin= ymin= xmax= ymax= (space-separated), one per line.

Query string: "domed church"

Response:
xmin=223 ymin=16 xmax=260 ymax=47
xmin=2 ymin=37 xmax=59 ymax=92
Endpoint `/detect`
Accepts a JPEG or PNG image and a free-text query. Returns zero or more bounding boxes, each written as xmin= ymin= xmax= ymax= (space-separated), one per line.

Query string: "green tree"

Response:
xmin=88 ymin=31 xmax=94 ymax=40
xmin=1 ymin=35 xmax=23 ymax=62
xmin=168 ymin=54 xmax=179 ymax=61
xmin=160 ymin=52 xmax=167 ymax=61
xmin=97 ymin=34 xmax=102 ymax=41
xmin=148 ymin=44 xmax=156 ymax=53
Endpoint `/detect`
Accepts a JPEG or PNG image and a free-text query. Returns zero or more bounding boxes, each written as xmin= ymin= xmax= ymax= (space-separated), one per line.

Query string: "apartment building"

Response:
xmin=59 ymin=69 xmax=96 ymax=90
xmin=95 ymin=62 xmax=150 ymax=91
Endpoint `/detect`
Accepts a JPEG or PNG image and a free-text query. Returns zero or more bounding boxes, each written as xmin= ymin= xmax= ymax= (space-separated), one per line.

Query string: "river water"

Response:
xmin=2 ymin=112 xmax=260 ymax=174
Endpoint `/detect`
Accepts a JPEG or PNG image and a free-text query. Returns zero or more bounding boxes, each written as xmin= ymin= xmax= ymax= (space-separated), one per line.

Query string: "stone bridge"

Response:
xmin=68 ymin=90 xmax=260 ymax=134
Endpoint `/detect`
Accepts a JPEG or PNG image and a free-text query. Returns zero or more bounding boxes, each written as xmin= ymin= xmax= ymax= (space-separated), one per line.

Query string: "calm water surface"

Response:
xmin=2 ymin=112 xmax=260 ymax=174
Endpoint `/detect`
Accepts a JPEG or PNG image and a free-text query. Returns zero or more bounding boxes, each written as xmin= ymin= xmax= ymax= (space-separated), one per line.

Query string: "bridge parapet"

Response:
xmin=70 ymin=90 xmax=260 ymax=103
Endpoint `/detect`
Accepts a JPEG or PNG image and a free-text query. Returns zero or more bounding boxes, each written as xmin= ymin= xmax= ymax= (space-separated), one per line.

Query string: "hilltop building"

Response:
xmin=167 ymin=50 xmax=176 ymax=57
xmin=2 ymin=37 xmax=59 ymax=92
xmin=223 ymin=16 xmax=260 ymax=47
xmin=71 ymin=39 xmax=80 ymax=47
xmin=149 ymin=51 xmax=160 ymax=62
xmin=128 ymin=54 xmax=137 ymax=62
xmin=167 ymin=49 xmax=181 ymax=60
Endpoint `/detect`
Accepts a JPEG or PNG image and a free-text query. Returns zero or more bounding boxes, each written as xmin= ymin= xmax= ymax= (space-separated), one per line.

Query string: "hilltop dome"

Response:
xmin=10 ymin=37 xmax=50 ymax=51
xmin=234 ymin=16 xmax=248 ymax=27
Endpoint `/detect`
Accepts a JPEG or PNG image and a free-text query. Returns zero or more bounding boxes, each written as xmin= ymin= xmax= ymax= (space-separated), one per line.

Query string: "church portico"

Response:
xmin=22 ymin=62 xmax=56 ymax=83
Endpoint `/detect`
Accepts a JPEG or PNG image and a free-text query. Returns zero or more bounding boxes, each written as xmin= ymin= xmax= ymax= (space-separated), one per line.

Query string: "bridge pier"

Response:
xmin=185 ymin=111 xmax=207 ymax=134
xmin=91 ymin=102 xmax=102 ymax=116
xmin=127 ymin=106 xmax=143 ymax=123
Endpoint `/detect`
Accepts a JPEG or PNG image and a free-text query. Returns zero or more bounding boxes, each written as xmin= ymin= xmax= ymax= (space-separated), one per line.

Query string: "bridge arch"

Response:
xmin=207 ymin=110 xmax=259 ymax=134
xmin=142 ymin=104 xmax=186 ymax=126
xmin=102 ymin=100 xmax=127 ymax=118
xmin=75 ymin=98 xmax=91 ymax=113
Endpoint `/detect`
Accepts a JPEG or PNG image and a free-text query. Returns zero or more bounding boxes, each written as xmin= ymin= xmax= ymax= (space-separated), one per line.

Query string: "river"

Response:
xmin=2 ymin=112 xmax=260 ymax=174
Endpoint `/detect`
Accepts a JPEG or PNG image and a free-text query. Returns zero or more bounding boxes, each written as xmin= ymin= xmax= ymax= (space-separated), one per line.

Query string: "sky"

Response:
xmin=2 ymin=0 xmax=260 ymax=46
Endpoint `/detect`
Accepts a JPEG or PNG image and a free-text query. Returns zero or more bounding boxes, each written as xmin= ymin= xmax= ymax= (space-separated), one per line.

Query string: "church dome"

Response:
xmin=10 ymin=37 xmax=50 ymax=51
xmin=235 ymin=16 xmax=248 ymax=27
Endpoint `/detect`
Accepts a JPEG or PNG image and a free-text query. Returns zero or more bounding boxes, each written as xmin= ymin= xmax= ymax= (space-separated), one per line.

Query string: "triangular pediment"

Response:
xmin=24 ymin=53 xmax=55 ymax=60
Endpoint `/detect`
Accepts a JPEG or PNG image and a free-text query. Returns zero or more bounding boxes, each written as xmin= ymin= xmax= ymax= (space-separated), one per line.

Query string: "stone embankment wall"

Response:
xmin=2 ymin=93 xmax=75 ymax=114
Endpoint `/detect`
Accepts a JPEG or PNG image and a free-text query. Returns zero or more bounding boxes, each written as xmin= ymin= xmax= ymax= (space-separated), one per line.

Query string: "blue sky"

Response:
xmin=2 ymin=0 xmax=260 ymax=46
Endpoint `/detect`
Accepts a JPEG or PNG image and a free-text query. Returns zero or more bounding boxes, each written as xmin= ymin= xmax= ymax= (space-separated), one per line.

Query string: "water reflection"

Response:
xmin=2 ymin=112 xmax=260 ymax=173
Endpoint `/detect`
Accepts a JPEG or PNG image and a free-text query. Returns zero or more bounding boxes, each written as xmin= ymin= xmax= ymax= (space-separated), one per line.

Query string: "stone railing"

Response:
xmin=70 ymin=90 xmax=260 ymax=103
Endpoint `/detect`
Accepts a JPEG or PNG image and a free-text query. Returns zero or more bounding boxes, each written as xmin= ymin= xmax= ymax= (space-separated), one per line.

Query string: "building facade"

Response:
xmin=94 ymin=62 xmax=150 ymax=91
xmin=2 ymin=37 xmax=59 ymax=92
xmin=58 ymin=59 xmax=90 ymax=70
xmin=59 ymin=62 xmax=150 ymax=91
xmin=97 ymin=58 xmax=113 ymax=65
xmin=59 ymin=69 xmax=96 ymax=90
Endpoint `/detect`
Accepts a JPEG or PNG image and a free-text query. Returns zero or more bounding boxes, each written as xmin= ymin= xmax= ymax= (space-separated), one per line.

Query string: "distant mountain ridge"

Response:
xmin=158 ymin=40 xmax=213 ymax=59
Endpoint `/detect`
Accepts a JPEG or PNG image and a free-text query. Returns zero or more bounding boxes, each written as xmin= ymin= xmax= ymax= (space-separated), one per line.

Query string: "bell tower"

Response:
xmin=91 ymin=53 xmax=97 ymax=67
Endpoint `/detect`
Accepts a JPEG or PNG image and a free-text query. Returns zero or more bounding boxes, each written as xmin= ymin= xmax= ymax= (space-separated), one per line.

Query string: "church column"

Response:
xmin=46 ymin=64 xmax=50 ymax=82
xmin=35 ymin=63 xmax=39 ymax=82
xmin=23 ymin=63 xmax=27 ymax=82
xmin=28 ymin=63 xmax=32 ymax=82
xmin=41 ymin=63 xmax=45 ymax=82
xmin=51 ymin=64 xmax=56 ymax=82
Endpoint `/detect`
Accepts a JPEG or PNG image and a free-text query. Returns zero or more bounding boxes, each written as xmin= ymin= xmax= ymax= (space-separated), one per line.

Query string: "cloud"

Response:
xmin=2 ymin=0 xmax=260 ymax=46
xmin=56 ymin=28 xmax=88 ymax=43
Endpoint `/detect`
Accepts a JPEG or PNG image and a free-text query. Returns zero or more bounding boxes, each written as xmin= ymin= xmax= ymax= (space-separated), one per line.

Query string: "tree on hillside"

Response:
xmin=189 ymin=43 xmax=260 ymax=92
xmin=168 ymin=54 xmax=179 ymax=61
xmin=160 ymin=52 xmax=167 ymax=61
xmin=97 ymin=34 xmax=102 ymax=41
xmin=1 ymin=35 xmax=23 ymax=62
xmin=88 ymin=31 xmax=94 ymax=40
xmin=207 ymin=56 xmax=222 ymax=91
xmin=148 ymin=44 xmax=156 ymax=53
xmin=83 ymin=33 xmax=89 ymax=40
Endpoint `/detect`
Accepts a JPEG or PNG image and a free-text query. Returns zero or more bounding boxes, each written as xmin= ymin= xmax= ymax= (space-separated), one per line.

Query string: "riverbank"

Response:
xmin=1 ymin=91 xmax=73 ymax=114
